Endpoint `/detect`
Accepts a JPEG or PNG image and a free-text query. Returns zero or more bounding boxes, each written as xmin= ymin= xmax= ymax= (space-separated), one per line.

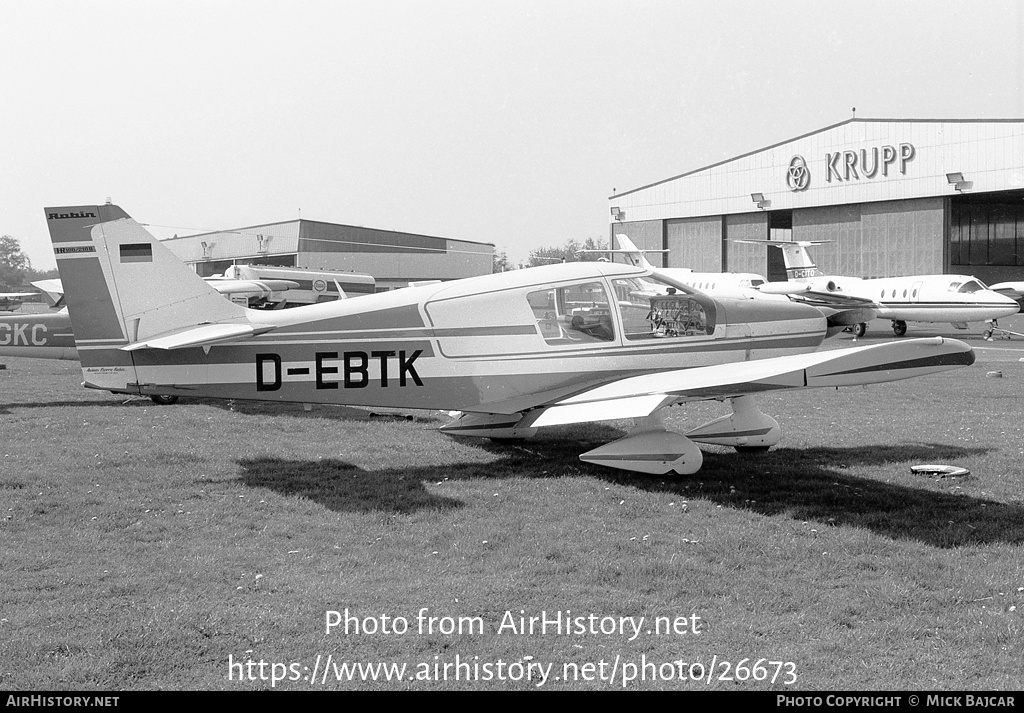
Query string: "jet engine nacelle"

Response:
xmin=685 ymin=396 xmax=782 ymax=449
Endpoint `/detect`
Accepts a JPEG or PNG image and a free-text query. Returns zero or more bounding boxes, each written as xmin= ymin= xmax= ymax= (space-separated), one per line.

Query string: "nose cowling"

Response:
xmin=716 ymin=295 xmax=828 ymax=342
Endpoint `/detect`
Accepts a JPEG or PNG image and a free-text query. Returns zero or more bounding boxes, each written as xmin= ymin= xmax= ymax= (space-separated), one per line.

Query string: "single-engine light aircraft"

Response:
xmin=0 ymin=292 xmax=40 ymax=312
xmin=0 ymin=308 xmax=78 ymax=360
xmin=47 ymin=205 xmax=975 ymax=474
xmin=733 ymin=239 xmax=1021 ymax=338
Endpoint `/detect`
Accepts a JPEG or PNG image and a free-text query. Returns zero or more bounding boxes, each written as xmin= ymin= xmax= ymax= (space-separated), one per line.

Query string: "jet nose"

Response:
xmin=981 ymin=290 xmax=1022 ymax=316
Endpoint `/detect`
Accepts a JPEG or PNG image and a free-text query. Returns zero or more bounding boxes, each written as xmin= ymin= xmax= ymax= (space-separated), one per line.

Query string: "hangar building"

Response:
xmin=608 ymin=119 xmax=1024 ymax=286
xmin=164 ymin=218 xmax=494 ymax=291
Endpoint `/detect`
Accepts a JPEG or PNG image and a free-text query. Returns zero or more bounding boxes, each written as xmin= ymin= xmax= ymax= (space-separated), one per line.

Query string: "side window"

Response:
xmin=612 ymin=277 xmax=714 ymax=340
xmin=527 ymin=281 xmax=615 ymax=345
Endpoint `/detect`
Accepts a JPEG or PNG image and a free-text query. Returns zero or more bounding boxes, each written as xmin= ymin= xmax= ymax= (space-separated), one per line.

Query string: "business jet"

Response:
xmin=45 ymin=205 xmax=974 ymax=475
xmin=732 ymin=239 xmax=1021 ymax=338
xmin=583 ymin=235 xmax=878 ymax=335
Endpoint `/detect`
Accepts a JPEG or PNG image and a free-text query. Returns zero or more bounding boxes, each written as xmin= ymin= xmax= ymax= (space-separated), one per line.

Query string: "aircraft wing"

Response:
xmin=525 ymin=337 xmax=973 ymax=427
xmin=205 ymin=278 xmax=300 ymax=295
xmin=0 ymin=292 xmax=37 ymax=311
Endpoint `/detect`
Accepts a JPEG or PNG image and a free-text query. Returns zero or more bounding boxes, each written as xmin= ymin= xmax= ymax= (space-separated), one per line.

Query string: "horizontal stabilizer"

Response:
xmin=731 ymin=239 xmax=833 ymax=247
xmin=121 ymin=322 xmax=277 ymax=351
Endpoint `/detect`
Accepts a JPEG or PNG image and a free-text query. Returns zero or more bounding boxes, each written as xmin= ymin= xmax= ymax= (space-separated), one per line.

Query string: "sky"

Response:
xmin=2 ymin=0 xmax=1022 ymax=270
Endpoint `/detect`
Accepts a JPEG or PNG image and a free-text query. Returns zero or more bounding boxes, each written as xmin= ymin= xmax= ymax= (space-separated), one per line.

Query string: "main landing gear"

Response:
xmin=849 ymin=321 xmax=907 ymax=338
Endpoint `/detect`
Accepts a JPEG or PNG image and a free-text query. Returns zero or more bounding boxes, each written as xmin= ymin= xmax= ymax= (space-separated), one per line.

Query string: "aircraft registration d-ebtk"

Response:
xmin=47 ymin=205 xmax=976 ymax=475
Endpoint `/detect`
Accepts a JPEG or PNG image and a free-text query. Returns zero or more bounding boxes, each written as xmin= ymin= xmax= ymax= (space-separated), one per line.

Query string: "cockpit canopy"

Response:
xmin=526 ymin=272 xmax=716 ymax=345
xmin=948 ymin=279 xmax=989 ymax=294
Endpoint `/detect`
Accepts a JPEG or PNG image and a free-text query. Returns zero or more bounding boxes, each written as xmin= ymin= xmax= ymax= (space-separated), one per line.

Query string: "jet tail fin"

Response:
xmin=574 ymin=234 xmax=669 ymax=268
xmin=731 ymin=239 xmax=830 ymax=280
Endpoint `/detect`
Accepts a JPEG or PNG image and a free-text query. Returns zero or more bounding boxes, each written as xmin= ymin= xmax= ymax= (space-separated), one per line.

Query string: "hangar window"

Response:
xmin=611 ymin=276 xmax=715 ymax=340
xmin=952 ymin=198 xmax=1024 ymax=267
xmin=527 ymin=281 xmax=615 ymax=345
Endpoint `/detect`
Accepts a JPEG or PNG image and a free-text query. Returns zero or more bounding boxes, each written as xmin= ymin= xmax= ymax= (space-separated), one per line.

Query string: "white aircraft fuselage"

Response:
xmin=733 ymin=239 xmax=1020 ymax=336
xmin=45 ymin=208 xmax=975 ymax=474
xmin=800 ymin=273 xmax=1019 ymax=325
xmin=0 ymin=309 xmax=78 ymax=360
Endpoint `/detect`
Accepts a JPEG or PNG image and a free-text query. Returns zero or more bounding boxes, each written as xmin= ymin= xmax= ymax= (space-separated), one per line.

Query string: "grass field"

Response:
xmin=1 ymin=326 xmax=1022 ymax=690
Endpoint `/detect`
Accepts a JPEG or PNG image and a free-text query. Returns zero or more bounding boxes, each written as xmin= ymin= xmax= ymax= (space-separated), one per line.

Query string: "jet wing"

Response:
xmin=121 ymin=322 xmax=278 ymax=351
xmin=782 ymin=290 xmax=879 ymax=329
xmin=0 ymin=292 xmax=38 ymax=298
xmin=525 ymin=337 xmax=973 ymax=428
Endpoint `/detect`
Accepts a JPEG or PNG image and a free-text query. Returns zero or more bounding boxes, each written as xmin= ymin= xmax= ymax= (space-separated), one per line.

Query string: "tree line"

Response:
xmin=0 ymin=235 xmax=59 ymax=291
xmin=493 ymin=237 xmax=608 ymax=272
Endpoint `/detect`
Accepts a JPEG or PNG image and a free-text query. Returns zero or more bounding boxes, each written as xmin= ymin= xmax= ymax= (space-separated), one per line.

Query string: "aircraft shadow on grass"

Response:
xmin=238 ymin=427 xmax=1023 ymax=548
xmin=236 ymin=456 xmax=466 ymax=515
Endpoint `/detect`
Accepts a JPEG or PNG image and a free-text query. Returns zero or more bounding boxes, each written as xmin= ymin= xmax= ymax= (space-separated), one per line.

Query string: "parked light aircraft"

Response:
xmin=584 ymin=235 xmax=879 ymax=335
xmin=733 ymin=239 xmax=1021 ymax=338
xmin=210 ymin=265 xmax=376 ymax=307
xmin=0 ymin=292 xmax=40 ymax=312
xmin=46 ymin=206 xmax=975 ymax=474
xmin=0 ymin=309 xmax=78 ymax=360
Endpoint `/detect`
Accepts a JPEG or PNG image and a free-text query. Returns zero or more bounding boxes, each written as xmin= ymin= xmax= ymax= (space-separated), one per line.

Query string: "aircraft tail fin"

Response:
xmin=46 ymin=206 xmax=248 ymax=356
xmin=611 ymin=234 xmax=666 ymax=269
xmin=575 ymin=234 xmax=668 ymax=269
xmin=731 ymin=239 xmax=829 ymax=281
